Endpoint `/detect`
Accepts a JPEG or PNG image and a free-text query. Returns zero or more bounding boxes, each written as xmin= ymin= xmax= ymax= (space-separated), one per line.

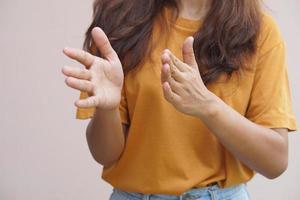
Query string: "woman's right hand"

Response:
xmin=62 ymin=27 xmax=124 ymax=110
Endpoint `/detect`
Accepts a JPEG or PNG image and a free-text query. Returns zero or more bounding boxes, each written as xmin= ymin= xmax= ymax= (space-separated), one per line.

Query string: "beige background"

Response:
xmin=0 ymin=0 xmax=299 ymax=199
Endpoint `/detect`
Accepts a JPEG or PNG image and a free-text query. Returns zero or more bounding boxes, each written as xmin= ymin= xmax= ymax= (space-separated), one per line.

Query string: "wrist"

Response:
xmin=94 ymin=91 xmax=122 ymax=112
xmin=94 ymin=103 xmax=120 ymax=115
xmin=196 ymin=91 xmax=222 ymax=119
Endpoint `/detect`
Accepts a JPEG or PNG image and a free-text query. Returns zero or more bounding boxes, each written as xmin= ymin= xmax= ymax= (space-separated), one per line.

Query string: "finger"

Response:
xmin=168 ymin=63 xmax=185 ymax=83
xmin=182 ymin=36 xmax=197 ymax=68
xmin=161 ymin=51 xmax=179 ymax=75
xmin=162 ymin=62 xmax=185 ymax=87
xmin=162 ymin=49 xmax=188 ymax=72
xmin=162 ymin=81 xmax=181 ymax=103
xmin=170 ymin=53 xmax=191 ymax=72
xmin=65 ymin=77 xmax=93 ymax=94
xmin=62 ymin=66 xmax=91 ymax=80
xmin=171 ymin=69 xmax=185 ymax=83
xmin=161 ymin=50 xmax=171 ymax=65
xmin=161 ymin=63 xmax=170 ymax=84
xmin=63 ymin=47 xmax=95 ymax=68
xmin=91 ymin=27 xmax=118 ymax=61
xmin=161 ymin=63 xmax=177 ymax=87
xmin=75 ymin=96 xmax=99 ymax=108
xmin=167 ymin=76 xmax=184 ymax=95
xmin=161 ymin=64 xmax=183 ymax=94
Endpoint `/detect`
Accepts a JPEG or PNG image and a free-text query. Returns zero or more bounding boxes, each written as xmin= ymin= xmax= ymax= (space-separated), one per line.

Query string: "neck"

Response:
xmin=177 ymin=0 xmax=209 ymax=20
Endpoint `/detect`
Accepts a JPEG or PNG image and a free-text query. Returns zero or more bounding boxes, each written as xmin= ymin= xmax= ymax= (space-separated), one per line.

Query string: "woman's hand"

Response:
xmin=62 ymin=27 xmax=124 ymax=110
xmin=160 ymin=36 xmax=217 ymax=118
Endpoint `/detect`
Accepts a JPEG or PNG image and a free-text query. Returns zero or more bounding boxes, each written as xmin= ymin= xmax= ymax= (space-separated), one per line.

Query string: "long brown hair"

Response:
xmin=84 ymin=0 xmax=262 ymax=85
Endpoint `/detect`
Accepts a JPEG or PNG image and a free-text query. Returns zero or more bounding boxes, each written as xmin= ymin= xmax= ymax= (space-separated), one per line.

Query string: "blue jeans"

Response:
xmin=109 ymin=183 xmax=250 ymax=200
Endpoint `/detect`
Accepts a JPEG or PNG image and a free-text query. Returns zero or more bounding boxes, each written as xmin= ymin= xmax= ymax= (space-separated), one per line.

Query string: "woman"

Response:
xmin=62 ymin=0 xmax=298 ymax=199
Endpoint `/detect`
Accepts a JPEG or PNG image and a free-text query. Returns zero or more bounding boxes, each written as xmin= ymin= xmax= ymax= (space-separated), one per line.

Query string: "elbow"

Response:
xmin=94 ymin=156 xmax=120 ymax=168
xmin=102 ymin=160 xmax=119 ymax=168
xmin=92 ymin=149 xmax=124 ymax=167
xmin=263 ymin=133 xmax=289 ymax=179
xmin=264 ymin=159 xmax=288 ymax=179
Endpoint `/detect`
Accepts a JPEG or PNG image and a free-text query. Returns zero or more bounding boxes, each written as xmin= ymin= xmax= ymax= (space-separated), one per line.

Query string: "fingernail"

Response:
xmin=63 ymin=47 xmax=69 ymax=53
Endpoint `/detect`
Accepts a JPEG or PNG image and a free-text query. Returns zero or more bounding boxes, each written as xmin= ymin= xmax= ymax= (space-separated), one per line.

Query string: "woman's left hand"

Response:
xmin=160 ymin=36 xmax=217 ymax=118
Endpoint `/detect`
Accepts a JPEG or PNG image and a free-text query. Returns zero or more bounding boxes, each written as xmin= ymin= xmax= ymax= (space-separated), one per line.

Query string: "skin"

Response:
xmin=62 ymin=27 xmax=128 ymax=167
xmin=176 ymin=0 xmax=209 ymax=20
xmin=62 ymin=0 xmax=289 ymax=178
xmin=160 ymin=37 xmax=289 ymax=179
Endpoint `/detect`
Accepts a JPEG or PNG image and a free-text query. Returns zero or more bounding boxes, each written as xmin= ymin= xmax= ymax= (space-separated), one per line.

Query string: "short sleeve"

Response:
xmin=76 ymin=85 xmax=130 ymax=125
xmin=75 ymin=91 xmax=94 ymax=119
xmin=245 ymin=41 xmax=298 ymax=132
xmin=119 ymin=84 xmax=130 ymax=125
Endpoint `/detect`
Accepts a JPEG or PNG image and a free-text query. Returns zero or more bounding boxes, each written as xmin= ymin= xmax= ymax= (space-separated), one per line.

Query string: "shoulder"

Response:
xmin=256 ymin=12 xmax=285 ymax=56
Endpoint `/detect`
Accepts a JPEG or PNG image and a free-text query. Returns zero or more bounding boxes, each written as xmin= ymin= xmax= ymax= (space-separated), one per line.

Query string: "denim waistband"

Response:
xmin=113 ymin=183 xmax=247 ymax=200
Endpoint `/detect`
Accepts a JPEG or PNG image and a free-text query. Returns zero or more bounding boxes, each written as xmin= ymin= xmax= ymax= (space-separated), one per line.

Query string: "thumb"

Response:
xmin=182 ymin=36 xmax=197 ymax=68
xmin=91 ymin=27 xmax=118 ymax=61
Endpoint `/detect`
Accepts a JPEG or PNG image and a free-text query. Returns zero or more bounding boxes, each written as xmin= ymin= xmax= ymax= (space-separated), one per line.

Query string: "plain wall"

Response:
xmin=0 ymin=0 xmax=299 ymax=199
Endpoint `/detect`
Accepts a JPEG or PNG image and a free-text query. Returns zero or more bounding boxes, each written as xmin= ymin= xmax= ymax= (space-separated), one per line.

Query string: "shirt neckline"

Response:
xmin=163 ymin=6 xmax=202 ymax=31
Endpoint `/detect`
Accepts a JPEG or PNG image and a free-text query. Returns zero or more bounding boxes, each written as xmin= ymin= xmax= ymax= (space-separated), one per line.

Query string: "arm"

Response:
xmin=86 ymin=109 xmax=129 ymax=167
xmin=161 ymin=36 xmax=294 ymax=179
xmin=62 ymin=27 xmax=129 ymax=167
xmin=200 ymin=95 xmax=288 ymax=179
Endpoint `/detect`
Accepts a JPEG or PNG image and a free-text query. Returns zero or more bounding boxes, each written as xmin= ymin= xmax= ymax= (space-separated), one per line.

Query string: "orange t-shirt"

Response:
xmin=76 ymin=8 xmax=298 ymax=195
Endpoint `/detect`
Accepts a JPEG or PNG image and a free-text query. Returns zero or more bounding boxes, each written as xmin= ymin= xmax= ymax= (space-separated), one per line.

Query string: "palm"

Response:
xmin=89 ymin=58 xmax=123 ymax=110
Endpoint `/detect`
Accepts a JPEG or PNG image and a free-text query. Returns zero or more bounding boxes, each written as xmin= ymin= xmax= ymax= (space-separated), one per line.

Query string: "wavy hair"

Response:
xmin=83 ymin=0 xmax=262 ymax=85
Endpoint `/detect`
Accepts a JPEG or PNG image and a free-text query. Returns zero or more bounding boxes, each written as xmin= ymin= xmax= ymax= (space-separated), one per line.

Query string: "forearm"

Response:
xmin=86 ymin=107 xmax=125 ymax=167
xmin=199 ymin=92 xmax=288 ymax=179
xmin=160 ymin=36 xmax=290 ymax=179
